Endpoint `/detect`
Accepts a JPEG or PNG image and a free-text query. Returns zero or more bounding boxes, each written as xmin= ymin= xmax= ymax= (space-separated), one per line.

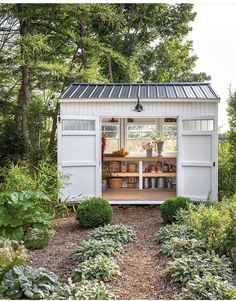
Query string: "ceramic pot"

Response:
xmin=157 ymin=141 xmax=164 ymax=156
xmin=102 ymin=180 xmax=107 ymax=192
xmin=146 ymin=148 xmax=153 ymax=157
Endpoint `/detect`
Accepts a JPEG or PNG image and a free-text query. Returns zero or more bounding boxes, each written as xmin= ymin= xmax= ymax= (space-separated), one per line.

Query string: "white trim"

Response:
xmin=59 ymin=98 xmax=220 ymax=103
xmin=62 ymin=131 xmax=96 ymax=136
xmin=139 ymin=161 xmax=143 ymax=189
xmin=61 ymin=161 xmax=96 ymax=167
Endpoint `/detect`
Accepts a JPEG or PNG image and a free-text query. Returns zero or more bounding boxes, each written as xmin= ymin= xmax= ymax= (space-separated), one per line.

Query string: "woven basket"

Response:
xmin=109 ymin=178 xmax=122 ymax=189
xmin=127 ymin=177 xmax=137 ymax=188
xmin=109 ymin=161 xmax=121 ymax=172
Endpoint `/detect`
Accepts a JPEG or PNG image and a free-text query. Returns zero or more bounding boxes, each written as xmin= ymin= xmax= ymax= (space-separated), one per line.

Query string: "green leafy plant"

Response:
xmin=72 ymin=255 xmax=120 ymax=282
xmin=167 ymin=252 xmax=232 ymax=285
xmin=161 ymin=237 xmax=206 ymax=258
xmin=70 ymin=239 xmax=123 ymax=262
xmin=176 ymin=275 xmax=236 ymax=300
xmin=89 ymin=224 xmax=136 ymax=244
xmin=160 ymin=196 xmax=191 ymax=223
xmin=154 ymin=224 xmax=195 ymax=244
xmin=76 ymin=197 xmax=113 ymax=228
xmin=0 ymin=239 xmax=28 ymax=280
xmin=0 ymin=190 xmax=54 ymax=245
xmin=53 ymin=278 xmax=115 ymax=300
xmin=24 ymin=227 xmax=55 ymax=249
xmin=0 ymin=265 xmax=58 ymax=299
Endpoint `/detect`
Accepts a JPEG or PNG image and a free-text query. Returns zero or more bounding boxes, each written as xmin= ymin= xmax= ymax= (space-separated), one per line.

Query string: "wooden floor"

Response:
xmin=103 ymin=188 xmax=176 ymax=202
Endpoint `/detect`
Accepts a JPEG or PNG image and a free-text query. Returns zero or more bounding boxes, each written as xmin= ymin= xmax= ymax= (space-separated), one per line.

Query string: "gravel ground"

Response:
xmin=28 ymin=205 xmax=180 ymax=299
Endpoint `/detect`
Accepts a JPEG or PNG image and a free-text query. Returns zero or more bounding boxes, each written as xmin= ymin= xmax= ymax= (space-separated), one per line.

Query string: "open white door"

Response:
xmin=58 ymin=116 xmax=101 ymax=201
xmin=177 ymin=117 xmax=217 ymax=201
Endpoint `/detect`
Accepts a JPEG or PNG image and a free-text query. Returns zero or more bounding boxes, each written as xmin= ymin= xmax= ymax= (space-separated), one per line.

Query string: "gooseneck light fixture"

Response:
xmin=133 ymin=97 xmax=144 ymax=112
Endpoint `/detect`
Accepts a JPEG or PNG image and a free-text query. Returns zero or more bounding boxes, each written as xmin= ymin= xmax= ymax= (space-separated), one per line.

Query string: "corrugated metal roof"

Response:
xmin=60 ymin=83 xmax=220 ymax=100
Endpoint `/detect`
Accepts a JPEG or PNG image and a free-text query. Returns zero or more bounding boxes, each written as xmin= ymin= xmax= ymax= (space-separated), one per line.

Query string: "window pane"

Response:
xmin=102 ymin=124 xmax=119 ymax=152
xmin=63 ymin=119 xmax=95 ymax=131
xmin=163 ymin=125 xmax=177 ymax=152
xmin=183 ymin=119 xmax=214 ymax=131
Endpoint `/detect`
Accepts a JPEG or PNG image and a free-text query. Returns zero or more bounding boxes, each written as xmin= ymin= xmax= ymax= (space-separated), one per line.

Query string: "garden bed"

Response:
xmin=28 ymin=206 xmax=180 ymax=299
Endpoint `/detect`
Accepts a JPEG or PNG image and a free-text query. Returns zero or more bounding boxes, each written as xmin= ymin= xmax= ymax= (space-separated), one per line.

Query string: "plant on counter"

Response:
xmin=0 ymin=239 xmax=28 ymax=280
xmin=155 ymin=224 xmax=196 ymax=244
xmin=160 ymin=196 xmax=191 ymax=224
xmin=89 ymin=224 xmax=136 ymax=244
xmin=175 ymin=275 xmax=236 ymax=300
xmin=53 ymin=278 xmax=115 ymax=300
xmin=0 ymin=265 xmax=58 ymax=299
xmin=140 ymin=141 xmax=154 ymax=150
xmin=24 ymin=227 xmax=55 ymax=250
xmin=76 ymin=197 xmax=113 ymax=228
xmin=72 ymin=255 xmax=120 ymax=282
xmin=71 ymin=238 xmax=123 ymax=262
xmin=161 ymin=237 xmax=206 ymax=258
xmin=167 ymin=252 xmax=232 ymax=285
xmin=0 ymin=190 xmax=54 ymax=243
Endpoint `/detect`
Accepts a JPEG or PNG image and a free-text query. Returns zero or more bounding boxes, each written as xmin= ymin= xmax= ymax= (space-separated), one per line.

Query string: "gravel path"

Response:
xmin=29 ymin=206 xmax=179 ymax=299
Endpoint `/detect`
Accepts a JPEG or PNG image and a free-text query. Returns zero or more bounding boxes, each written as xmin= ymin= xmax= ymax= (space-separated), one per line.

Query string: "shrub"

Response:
xmin=70 ymin=239 xmax=123 ymax=262
xmin=0 ymin=265 xmax=58 ymax=299
xmin=167 ymin=252 xmax=232 ymax=285
xmin=0 ymin=190 xmax=54 ymax=244
xmin=161 ymin=237 xmax=206 ymax=258
xmin=76 ymin=198 xmax=112 ymax=228
xmin=54 ymin=278 xmax=115 ymax=300
xmin=180 ymin=200 xmax=236 ymax=255
xmin=89 ymin=224 xmax=136 ymax=244
xmin=0 ymin=239 xmax=28 ymax=280
xmin=176 ymin=275 xmax=236 ymax=300
xmin=24 ymin=227 xmax=55 ymax=249
xmin=154 ymin=224 xmax=195 ymax=244
xmin=160 ymin=197 xmax=191 ymax=223
xmin=72 ymin=255 xmax=120 ymax=282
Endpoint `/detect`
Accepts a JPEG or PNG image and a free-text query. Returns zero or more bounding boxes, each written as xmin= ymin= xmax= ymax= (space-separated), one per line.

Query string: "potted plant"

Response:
xmin=151 ymin=131 xmax=169 ymax=156
xmin=141 ymin=141 xmax=154 ymax=157
xmin=102 ymin=168 xmax=109 ymax=191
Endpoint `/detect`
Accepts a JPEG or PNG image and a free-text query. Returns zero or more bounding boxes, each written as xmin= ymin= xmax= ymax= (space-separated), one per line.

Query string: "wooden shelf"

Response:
xmin=110 ymin=173 xmax=139 ymax=177
xmin=110 ymin=172 xmax=176 ymax=178
xmin=104 ymin=156 xmax=176 ymax=162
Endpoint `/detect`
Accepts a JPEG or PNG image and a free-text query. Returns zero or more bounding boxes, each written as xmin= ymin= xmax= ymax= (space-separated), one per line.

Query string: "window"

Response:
xmin=183 ymin=119 xmax=214 ymax=131
xmin=163 ymin=124 xmax=177 ymax=153
xmin=102 ymin=124 xmax=119 ymax=153
xmin=63 ymin=119 xmax=95 ymax=131
xmin=127 ymin=124 xmax=156 ymax=153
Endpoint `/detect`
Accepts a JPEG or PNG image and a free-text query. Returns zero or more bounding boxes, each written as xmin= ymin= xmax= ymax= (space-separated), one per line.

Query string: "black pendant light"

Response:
xmin=134 ymin=97 xmax=144 ymax=112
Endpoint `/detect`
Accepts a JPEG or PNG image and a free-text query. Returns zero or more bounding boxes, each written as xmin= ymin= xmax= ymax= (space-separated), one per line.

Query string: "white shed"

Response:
xmin=58 ymin=83 xmax=220 ymax=204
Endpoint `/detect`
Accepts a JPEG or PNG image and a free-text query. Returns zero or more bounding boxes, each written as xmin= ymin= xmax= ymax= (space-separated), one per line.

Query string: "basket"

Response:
xmin=109 ymin=178 xmax=122 ymax=189
xmin=128 ymin=163 xmax=137 ymax=173
xmin=127 ymin=177 xmax=137 ymax=188
xmin=109 ymin=161 xmax=121 ymax=173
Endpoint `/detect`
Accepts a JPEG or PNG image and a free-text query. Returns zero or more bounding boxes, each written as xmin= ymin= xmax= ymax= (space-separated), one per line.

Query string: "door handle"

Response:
xmin=213 ymin=162 xmax=215 ymax=166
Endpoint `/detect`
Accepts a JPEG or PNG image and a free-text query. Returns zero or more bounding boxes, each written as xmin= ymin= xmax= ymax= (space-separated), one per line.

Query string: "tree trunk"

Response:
xmin=17 ymin=18 xmax=30 ymax=150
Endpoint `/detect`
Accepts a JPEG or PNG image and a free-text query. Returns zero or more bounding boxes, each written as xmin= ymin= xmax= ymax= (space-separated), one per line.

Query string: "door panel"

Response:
xmin=58 ymin=116 xmax=100 ymax=201
xmin=177 ymin=117 xmax=217 ymax=201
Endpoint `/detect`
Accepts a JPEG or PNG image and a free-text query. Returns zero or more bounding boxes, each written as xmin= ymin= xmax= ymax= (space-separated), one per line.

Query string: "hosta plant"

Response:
xmin=0 ymin=265 xmax=58 ymax=299
xmin=24 ymin=227 xmax=55 ymax=249
xmin=70 ymin=238 xmax=123 ymax=262
xmin=176 ymin=275 xmax=236 ymax=300
xmin=72 ymin=255 xmax=120 ymax=282
xmin=89 ymin=224 xmax=136 ymax=244
xmin=53 ymin=278 xmax=115 ymax=300
xmin=155 ymin=224 xmax=195 ymax=244
xmin=161 ymin=237 xmax=206 ymax=258
xmin=0 ymin=239 xmax=28 ymax=280
xmin=168 ymin=252 xmax=232 ymax=285
xmin=0 ymin=190 xmax=54 ymax=242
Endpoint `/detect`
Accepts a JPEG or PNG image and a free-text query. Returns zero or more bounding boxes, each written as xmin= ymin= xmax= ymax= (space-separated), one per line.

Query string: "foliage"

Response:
xmin=0 ymin=239 xmax=28 ymax=280
xmin=76 ymin=198 xmax=113 ymax=228
xmin=161 ymin=237 xmax=206 ymax=258
xmin=0 ymin=265 xmax=58 ymax=299
xmin=176 ymin=275 xmax=236 ymax=300
xmin=53 ymin=278 xmax=115 ymax=300
xmin=160 ymin=197 xmax=191 ymax=223
xmin=70 ymin=239 xmax=123 ymax=262
xmin=72 ymin=255 xmax=120 ymax=282
xmin=154 ymin=224 xmax=196 ymax=244
xmin=167 ymin=252 xmax=232 ymax=285
xmin=24 ymin=227 xmax=55 ymax=250
xmin=102 ymin=168 xmax=109 ymax=181
xmin=179 ymin=200 xmax=236 ymax=255
xmin=89 ymin=224 xmax=136 ymax=244
xmin=0 ymin=190 xmax=54 ymax=244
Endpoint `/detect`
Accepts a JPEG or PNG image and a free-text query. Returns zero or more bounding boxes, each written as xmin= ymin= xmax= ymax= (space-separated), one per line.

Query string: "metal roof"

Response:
xmin=60 ymin=83 xmax=220 ymax=100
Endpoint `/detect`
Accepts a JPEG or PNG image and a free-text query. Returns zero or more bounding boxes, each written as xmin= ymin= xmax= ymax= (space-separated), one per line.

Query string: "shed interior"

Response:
xmin=101 ymin=117 xmax=177 ymax=202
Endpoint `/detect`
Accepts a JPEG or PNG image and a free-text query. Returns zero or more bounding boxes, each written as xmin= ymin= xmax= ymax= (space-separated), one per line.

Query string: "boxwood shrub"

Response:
xmin=76 ymin=198 xmax=112 ymax=228
xmin=160 ymin=196 xmax=191 ymax=223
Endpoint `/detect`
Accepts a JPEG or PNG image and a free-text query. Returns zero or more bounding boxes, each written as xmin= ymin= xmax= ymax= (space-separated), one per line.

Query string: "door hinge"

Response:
xmin=213 ymin=162 xmax=215 ymax=167
xmin=58 ymin=116 xmax=61 ymax=123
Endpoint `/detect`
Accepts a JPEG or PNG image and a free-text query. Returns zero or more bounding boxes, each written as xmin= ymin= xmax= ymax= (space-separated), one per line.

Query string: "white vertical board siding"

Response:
xmin=60 ymin=101 xmax=218 ymax=117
